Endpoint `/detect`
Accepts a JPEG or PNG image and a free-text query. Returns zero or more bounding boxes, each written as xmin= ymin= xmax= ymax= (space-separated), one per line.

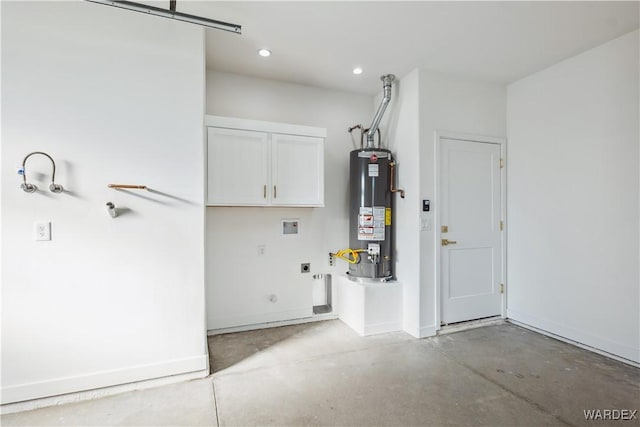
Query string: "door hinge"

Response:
xmin=500 ymin=220 xmax=504 ymax=231
xmin=500 ymin=158 xmax=504 ymax=168
xmin=500 ymin=283 xmax=504 ymax=294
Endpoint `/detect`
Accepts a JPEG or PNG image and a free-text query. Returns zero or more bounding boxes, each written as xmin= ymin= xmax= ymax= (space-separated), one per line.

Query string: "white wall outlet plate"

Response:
xmin=420 ymin=215 xmax=431 ymax=231
xmin=34 ymin=221 xmax=51 ymax=241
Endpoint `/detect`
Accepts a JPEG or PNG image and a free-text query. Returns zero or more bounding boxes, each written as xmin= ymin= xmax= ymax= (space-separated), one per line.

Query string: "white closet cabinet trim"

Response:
xmin=205 ymin=115 xmax=326 ymax=138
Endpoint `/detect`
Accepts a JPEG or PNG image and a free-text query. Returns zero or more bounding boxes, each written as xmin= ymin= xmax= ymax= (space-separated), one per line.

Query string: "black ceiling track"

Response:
xmin=85 ymin=0 xmax=242 ymax=34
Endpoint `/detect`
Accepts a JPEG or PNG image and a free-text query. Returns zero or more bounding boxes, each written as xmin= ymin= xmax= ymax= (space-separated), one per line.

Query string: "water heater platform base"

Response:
xmin=337 ymin=275 xmax=402 ymax=336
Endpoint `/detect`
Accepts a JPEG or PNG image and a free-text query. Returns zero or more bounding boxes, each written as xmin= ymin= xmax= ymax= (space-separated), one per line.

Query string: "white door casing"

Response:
xmin=438 ymin=135 xmax=504 ymax=325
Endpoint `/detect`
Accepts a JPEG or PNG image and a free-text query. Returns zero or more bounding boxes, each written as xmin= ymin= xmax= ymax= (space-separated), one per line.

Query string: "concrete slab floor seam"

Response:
xmin=211 ymin=379 xmax=220 ymax=427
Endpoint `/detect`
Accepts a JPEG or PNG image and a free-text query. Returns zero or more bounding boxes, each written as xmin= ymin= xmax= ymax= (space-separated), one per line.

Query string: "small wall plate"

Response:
xmin=282 ymin=219 xmax=300 ymax=236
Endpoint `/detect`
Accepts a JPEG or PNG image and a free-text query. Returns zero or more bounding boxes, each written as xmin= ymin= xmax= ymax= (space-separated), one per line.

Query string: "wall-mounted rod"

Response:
xmin=84 ymin=0 xmax=242 ymax=33
xmin=366 ymin=74 xmax=395 ymax=149
xmin=108 ymin=184 xmax=147 ymax=190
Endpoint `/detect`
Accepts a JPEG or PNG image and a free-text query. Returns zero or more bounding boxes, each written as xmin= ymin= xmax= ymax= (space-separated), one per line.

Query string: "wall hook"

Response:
xmin=18 ymin=152 xmax=64 ymax=193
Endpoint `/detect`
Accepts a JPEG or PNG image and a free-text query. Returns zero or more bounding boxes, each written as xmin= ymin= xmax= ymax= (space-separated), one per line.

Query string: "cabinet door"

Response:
xmin=271 ymin=133 xmax=324 ymax=206
xmin=207 ymin=127 xmax=269 ymax=205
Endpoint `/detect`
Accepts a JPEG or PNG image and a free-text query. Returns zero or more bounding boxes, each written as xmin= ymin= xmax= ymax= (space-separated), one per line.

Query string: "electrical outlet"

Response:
xmin=258 ymin=245 xmax=266 ymax=256
xmin=34 ymin=221 xmax=51 ymax=241
xmin=328 ymin=253 xmax=334 ymax=266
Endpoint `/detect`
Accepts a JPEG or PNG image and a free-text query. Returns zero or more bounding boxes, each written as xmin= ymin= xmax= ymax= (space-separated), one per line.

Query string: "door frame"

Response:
xmin=434 ymin=130 xmax=507 ymax=331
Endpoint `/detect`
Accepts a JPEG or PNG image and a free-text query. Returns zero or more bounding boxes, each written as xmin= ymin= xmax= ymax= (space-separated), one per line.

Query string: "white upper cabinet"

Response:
xmin=206 ymin=115 xmax=325 ymax=207
xmin=207 ymin=127 xmax=269 ymax=205
xmin=271 ymin=133 xmax=324 ymax=206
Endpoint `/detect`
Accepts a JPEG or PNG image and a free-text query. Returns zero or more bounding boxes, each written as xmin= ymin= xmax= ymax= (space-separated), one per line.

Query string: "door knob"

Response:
xmin=441 ymin=239 xmax=457 ymax=246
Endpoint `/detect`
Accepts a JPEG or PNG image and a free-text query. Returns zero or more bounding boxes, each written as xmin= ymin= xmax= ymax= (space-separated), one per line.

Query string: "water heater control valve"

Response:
xmin=367 ymin=243 xmax=380 ymax=255
xmin=367 ymin=243 xmax=381 ymax=265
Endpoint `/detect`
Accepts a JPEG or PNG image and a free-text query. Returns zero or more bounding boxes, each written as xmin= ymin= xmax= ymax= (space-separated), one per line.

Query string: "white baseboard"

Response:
xmin=1 ymin=355 xmax=208 ymax=408
xmin=419 ymin=325 xmax=437 ymax=338
xmin=507 ymin=309 xmax=640 ymax=365
xmin=361 ymin=321 xmax=402 ymax=336
xmin=402 ymin=325 xmax=437 ymax=338
xmin=208 ymin=308 xmax=313 ymax=331
xmin=402 ymin=325 xmax=420 ymax=338
xmin=208 ymin=312 xmax=338 ymax=335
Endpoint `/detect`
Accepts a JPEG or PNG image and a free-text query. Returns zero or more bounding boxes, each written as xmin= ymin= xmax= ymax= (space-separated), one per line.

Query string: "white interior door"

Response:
xmin=440 ymin=138 xmax=502 ymax=324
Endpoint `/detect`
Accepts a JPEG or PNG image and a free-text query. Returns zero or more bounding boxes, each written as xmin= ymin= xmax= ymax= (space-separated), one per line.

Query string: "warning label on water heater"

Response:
xmin=358 ymin=206 xmax=386 ymax=241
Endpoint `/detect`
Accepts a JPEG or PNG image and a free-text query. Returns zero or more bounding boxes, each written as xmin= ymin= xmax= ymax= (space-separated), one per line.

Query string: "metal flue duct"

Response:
xmin=365 ymin=74 xmax=395 ymax=148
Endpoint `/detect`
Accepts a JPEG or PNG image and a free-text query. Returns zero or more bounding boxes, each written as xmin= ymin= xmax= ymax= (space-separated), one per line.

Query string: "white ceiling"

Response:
xmin=181 ymin=1 xmax=639 ymax=95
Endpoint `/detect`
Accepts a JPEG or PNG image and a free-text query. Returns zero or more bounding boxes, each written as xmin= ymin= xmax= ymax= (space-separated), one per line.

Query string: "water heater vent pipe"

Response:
xmin=366 ymin=74 xmax=395 ymax=148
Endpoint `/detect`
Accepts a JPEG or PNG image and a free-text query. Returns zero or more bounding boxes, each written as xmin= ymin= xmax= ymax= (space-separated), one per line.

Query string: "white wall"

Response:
xmin=1 ymin=1 xmax=207 ymax=404
xmin=205 ymin=70 xmax=373 ymax=330
xmin=382 ymin=69 xmax=506 ymax=337
xmin=377 ymin=70 xmax=422 ymax=336
xmin=418 ymin=70 xmax=507 ymax=334
xmin=507 ymin=30 xmax=639 ymax=363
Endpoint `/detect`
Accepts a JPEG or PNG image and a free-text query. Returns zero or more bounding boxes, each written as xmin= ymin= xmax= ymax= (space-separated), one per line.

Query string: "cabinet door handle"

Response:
xmin=263 ymin=185 xmax=267 ymax=199
xmin=273 ymin=185 xmax=277 ymax=199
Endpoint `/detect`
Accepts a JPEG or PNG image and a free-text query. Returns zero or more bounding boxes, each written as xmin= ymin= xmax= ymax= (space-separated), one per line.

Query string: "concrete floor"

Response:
xmin=2 ymin=320 xmax=639 ymax=426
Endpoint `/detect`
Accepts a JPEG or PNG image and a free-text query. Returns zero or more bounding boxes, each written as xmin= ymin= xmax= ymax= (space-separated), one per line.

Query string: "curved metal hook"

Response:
xmin=20 ymin=151 xmax=63 ymax=193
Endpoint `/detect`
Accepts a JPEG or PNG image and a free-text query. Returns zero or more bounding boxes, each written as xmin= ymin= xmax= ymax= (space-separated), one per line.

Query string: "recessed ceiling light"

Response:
xmin=258 ymin=48 xmax=271 ymax=57
xmin=353 ymin=67 xmax=363 ymax=75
